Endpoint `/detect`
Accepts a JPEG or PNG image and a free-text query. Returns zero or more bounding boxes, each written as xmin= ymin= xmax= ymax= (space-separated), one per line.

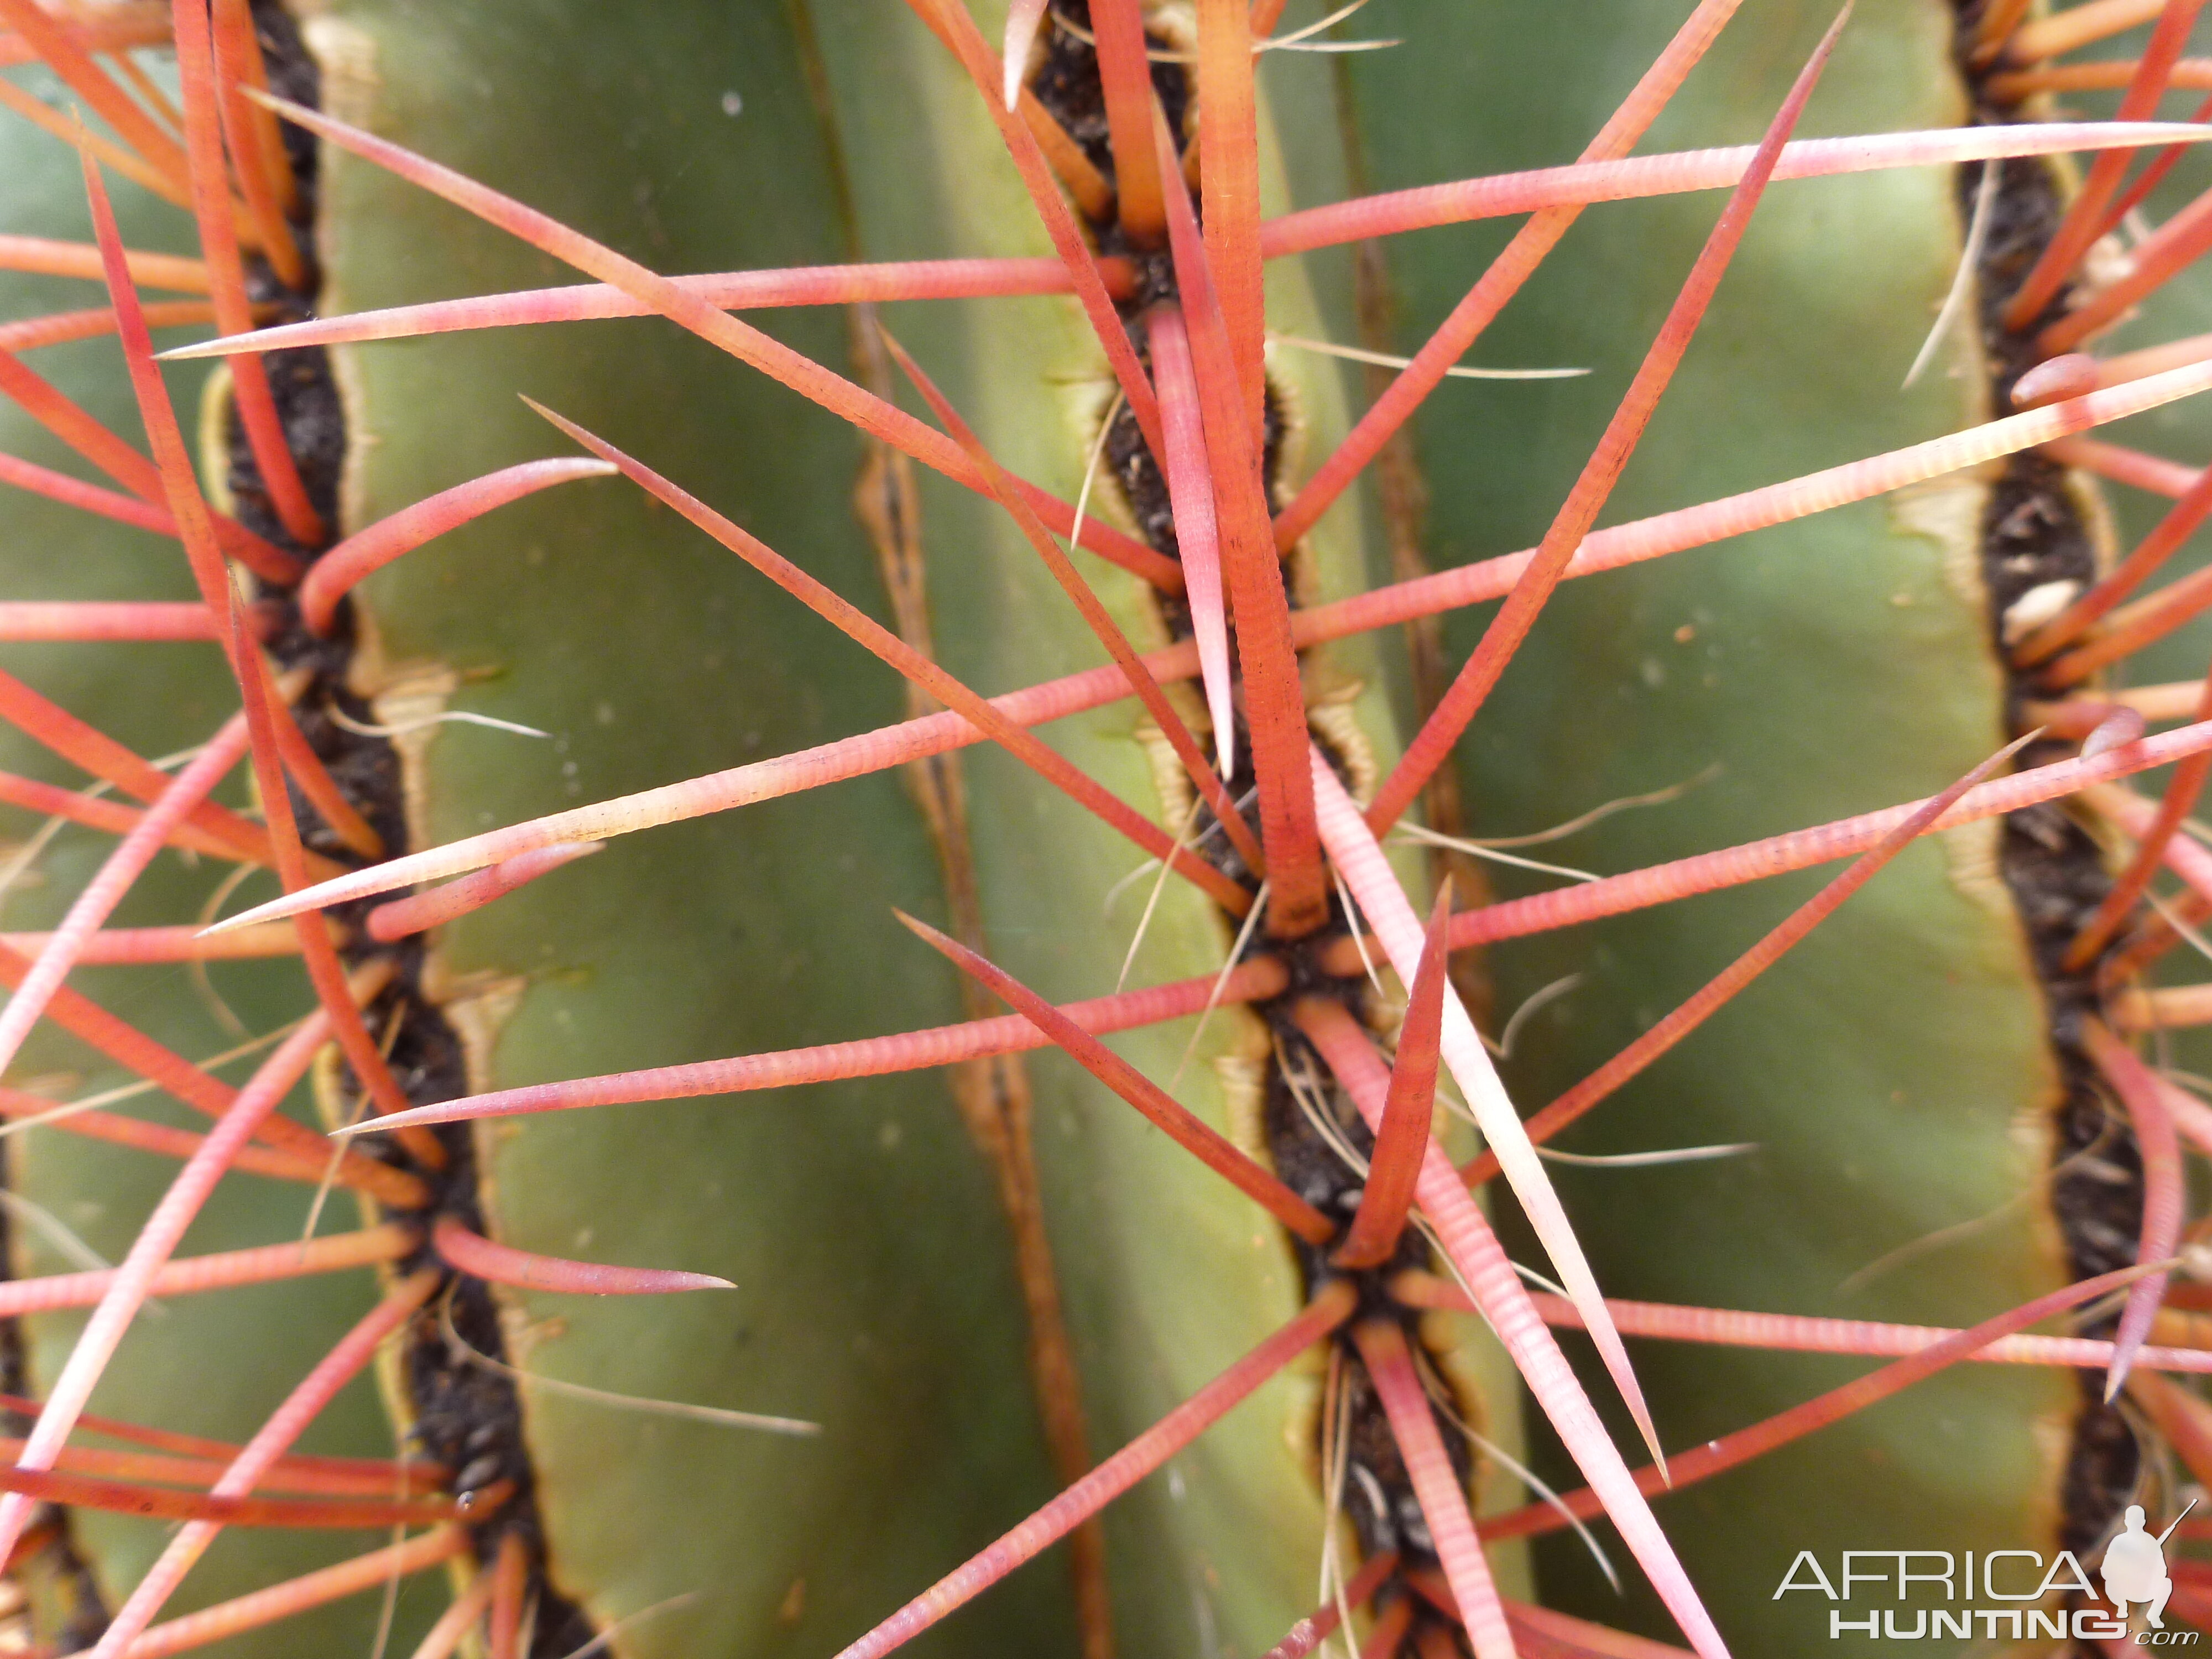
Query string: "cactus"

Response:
xmin=4 ymin=1 xmax=2212 ymax=1656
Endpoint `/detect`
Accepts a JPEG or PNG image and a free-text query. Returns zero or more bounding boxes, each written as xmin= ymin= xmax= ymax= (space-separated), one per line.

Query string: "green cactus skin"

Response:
xmin=1342 ymin=3 xmax=2081 ymax=1648
xmin=308 ymin=3 xmax=1083 ymax=1654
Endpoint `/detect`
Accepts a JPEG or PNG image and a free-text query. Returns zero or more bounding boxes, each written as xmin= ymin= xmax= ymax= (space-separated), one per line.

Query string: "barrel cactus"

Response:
xmin=2 ymin=0 xmax=2212 ymax=1655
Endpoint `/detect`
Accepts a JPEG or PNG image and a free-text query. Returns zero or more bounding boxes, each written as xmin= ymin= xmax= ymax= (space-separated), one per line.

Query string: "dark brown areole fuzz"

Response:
xmin=0 ymin=1193 xmax=103 ymax=1651
xmin=0 ymin=20 xmax=364 ymax=1634
xmin=1952 ymin=2 xmax=2154 ymax=1634
xmin=1031 ymin=17 xmax=1483 ymax=1654
xmin=172 ymin=3 xmax=598 ymax=1652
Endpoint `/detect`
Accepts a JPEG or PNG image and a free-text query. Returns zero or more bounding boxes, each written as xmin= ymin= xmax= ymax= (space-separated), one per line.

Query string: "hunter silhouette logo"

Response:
xmin=2106 ymin=1502 xmax=2195 ymax=1630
